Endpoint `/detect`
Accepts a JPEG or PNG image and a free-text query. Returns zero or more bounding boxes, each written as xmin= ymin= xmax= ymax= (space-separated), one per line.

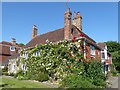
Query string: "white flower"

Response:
xmin=77 ymin=45 xmax=80 ymax=48
xmin=78 ymin=40 xmax=81 ymax=43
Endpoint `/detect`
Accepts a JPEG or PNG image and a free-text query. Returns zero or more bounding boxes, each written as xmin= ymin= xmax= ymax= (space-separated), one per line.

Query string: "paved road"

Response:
xmin=107 ymin=76 xmax=120 ymax=89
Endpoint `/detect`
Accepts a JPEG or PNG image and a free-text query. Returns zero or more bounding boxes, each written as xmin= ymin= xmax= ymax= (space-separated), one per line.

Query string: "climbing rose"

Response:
xmin=80 ymin=33 xmax=84 ymax=37
xmin=67 ymin=66 xmax=71 ymax=68
xmin=72 ymin=36 xmax=76 ymax=42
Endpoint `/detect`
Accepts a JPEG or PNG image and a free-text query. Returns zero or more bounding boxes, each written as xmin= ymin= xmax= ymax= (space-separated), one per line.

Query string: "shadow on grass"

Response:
xmin=0 ymin=83 xmax=8 ymax=87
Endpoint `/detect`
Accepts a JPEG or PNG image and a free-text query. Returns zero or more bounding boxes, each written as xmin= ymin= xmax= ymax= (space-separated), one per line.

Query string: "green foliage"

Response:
xmin=2 ymin=72 xmax=8 ymax=76
xmin=2 ymin=66 xmax=8 ymax=76
xmin=19 ymin=43 xmax=25 ymax=47
xmin=111 ymin=51 xmax=120 ymax=72
xmin=17 ymin=39 xmax=107 ymax=88
xmin=60 ymin=61 xmax=106 ymax=88
xmin=106 ymin=41 xmax=120 ymax=72
xmin=33 ymin=72 xmax=49 ymax=82
xmin=105 ymin=41 xmax=120 ymax=52
xmin=60 ymin=74 xmax=96 ymax=88
xmin=111 ymin=69 xmax=119 ymax=76
xmin=86 ymin=61 xmax=106 ymax=87
xmin=14 ymin=70 xmax=27 ymax=80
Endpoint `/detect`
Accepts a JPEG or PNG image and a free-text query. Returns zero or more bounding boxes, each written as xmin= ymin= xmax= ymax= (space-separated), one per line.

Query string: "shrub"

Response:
xmin=60 ymin=74 xmax=96 ymax=88
xmin=111 ymin=70 xmax=118 ymax=76
xmin=33 ymin=72 xmax=49 ymax=82
xmin=9 ymin=73 xmax=14 ymax=76
xmin=2 ymin=72 xmax=8 ymax=76
xmin=85 ymin=61 xmax=106 ymax=87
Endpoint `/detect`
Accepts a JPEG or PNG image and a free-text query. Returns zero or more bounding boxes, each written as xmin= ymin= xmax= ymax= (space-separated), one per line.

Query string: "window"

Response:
xmin=22 ymin=64 xmax=27 ymax=71
xmin=12 ymin=65 xmax=16 ymax=70
xmin=102 ymin=52 xmax=105 ymax=59
xmin=33 ymin=51 xmax=40 ymax=56
xmin=90 ymin=45 xmax=95 ymax=55
xmin=10 ymin=46 xmax=15 ymax=51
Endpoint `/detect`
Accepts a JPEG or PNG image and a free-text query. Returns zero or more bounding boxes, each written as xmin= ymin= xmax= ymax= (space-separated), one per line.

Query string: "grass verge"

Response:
xmin=0 ymin=76 xmax=52 ymax=88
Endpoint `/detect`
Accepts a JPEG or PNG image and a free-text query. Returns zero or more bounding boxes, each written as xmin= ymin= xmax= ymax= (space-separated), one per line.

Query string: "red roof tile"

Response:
xmin=25 ymin=28 xmax=64 ymax=48
xmin=25 ymin=25 xmax=97 ymax=48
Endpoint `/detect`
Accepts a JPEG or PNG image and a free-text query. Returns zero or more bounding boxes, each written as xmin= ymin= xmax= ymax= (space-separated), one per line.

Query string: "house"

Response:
xmin=98 ymin=42 xmax=112 ymax=74
xmin=0 ymin=39 xmax=23 ymax=69
xmin=8 ymin=8 xmax=112 ymax=74
xmin=24 ymin=8 xmax=102 ymax=60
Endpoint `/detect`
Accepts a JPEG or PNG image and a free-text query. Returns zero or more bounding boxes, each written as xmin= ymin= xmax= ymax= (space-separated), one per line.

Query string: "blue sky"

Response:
xmin=2 ymin=2 xmax=118 ymax=44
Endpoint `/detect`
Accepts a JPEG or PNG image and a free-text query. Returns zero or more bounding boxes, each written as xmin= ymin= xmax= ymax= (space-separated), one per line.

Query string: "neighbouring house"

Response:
xmin=0 ymin=39 xmax=23 ymax=69
xmin=8 ymin=8 xmax=112 ymax=74
xmin=98 ymin=42 xmax=112 ymax=74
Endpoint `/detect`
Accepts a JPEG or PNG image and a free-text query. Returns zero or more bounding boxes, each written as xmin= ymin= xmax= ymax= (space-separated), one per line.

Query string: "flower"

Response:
xmin=80 ymin=33 xmax=84 ymax=37
xmin=67 ymin=66 xmax=71 ymax=68
xmin=78 ymin=40 xmax=81 ymax=43
xmin=69 ymin=53 xmax=72 ymax=56
xmin=77 ymin=45 xmax=80 ymax=48
xmin=72 ymin=36 xmax=76 ymax=42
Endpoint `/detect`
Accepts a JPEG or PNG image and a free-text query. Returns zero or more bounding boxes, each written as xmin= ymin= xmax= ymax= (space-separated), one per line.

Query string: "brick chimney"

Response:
xmin=11 ymin=38 xmax=16 ymax=45
xmin=64 ymin=8 xmax=72 ymax=39
xmin=73 ymin=12 xmax=82 ymax=31
xmin=32 ymin=25 xmax=38 ymax=39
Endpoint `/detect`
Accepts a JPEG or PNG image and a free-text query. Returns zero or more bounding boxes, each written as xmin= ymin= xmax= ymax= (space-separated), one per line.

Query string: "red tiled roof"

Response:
xmin=25 ymin=25 xmax=96 ymax=48
xmin=25 ymin=28 xmax=64 ymax=48
xmin=97 ymin=42 xmax=106 ymax=49
xmin=0 ymin=41 xmax=13 ymax=46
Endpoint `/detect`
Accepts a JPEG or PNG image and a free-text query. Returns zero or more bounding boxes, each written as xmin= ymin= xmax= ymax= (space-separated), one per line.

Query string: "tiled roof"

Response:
xmin=97 ymin=42 xmax=106 ymax=49
xmin=0 ymin=41 xmax=13 ymax=46
xmin=25 ymin=25 xmax=96 ymax=48
xmin=25 ymin=28 xmax=64 ymax=48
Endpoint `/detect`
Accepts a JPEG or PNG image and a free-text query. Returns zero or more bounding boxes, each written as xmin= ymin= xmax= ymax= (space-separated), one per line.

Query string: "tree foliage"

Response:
xmin=105 ymin=41 xmax=120 ymax=72
xmin=105 ymin=41 xmax=120 ymax=52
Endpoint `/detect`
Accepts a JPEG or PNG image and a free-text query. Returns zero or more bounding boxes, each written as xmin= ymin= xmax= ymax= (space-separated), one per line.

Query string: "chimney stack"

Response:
xmin=32 ymin=25 xmax=38 ymax=39
xmin=11 ymin=38 xmax=16 ymax=45
xmin=73 ymin=11 xmax=82 ymax=31
xmin=64 ymin=8 xmax=72 ymax=39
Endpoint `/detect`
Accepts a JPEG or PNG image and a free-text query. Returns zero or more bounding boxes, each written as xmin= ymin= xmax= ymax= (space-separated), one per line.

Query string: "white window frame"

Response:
xmin=101 ymin=52 xmax=105 ymax=59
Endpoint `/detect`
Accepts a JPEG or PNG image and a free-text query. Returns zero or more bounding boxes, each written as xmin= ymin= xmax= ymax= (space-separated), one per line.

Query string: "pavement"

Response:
xmin=107 ymin=75 xmax=120 ymax=89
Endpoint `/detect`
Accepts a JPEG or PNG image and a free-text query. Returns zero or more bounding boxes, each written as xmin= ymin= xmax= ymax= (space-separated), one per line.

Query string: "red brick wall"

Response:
xmin=0 ymin=55 xmax=10 ymax=63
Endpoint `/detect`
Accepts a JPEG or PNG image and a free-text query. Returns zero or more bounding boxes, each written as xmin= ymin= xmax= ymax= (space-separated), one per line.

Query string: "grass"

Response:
xmin=0 ymin=76 xmax=53 ymax=88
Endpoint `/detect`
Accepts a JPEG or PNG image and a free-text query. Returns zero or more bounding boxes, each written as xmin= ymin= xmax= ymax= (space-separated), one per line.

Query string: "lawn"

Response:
xmin=0 ymin=76 xmax=53 ymax=88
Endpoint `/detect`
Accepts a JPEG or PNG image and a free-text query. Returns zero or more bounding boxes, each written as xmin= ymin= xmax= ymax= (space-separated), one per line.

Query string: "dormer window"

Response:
xmin=10 ymin=46 xmax=15 ymax=51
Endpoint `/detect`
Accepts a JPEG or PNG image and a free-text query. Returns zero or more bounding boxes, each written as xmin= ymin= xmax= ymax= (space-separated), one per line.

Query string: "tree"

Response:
xmin=105 ymin=41 xmax=120 ymax=52
xmin=111 ymin=51 xmax=120 ymax=72
xmin=19 ymin=43 xmax=25 ymax=47
xmin=105 ymin=41 xmax=120 ymax=72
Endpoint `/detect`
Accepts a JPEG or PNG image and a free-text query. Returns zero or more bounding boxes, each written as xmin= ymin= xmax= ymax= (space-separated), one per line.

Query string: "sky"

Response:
xmin=2 ymin=2 xmax=118 ymax=44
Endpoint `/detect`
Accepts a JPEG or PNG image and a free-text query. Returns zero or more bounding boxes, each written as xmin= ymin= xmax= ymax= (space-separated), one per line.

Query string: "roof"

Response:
xmin=25 ymin=25 xmax=97 ymax=48
xmin=0 ymin=41 xmax=13 ymax=46
xmin=25 ymin=28 xmax=64 ymax=48
xmin=97 ymin=42 xmax=106 ymax=49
